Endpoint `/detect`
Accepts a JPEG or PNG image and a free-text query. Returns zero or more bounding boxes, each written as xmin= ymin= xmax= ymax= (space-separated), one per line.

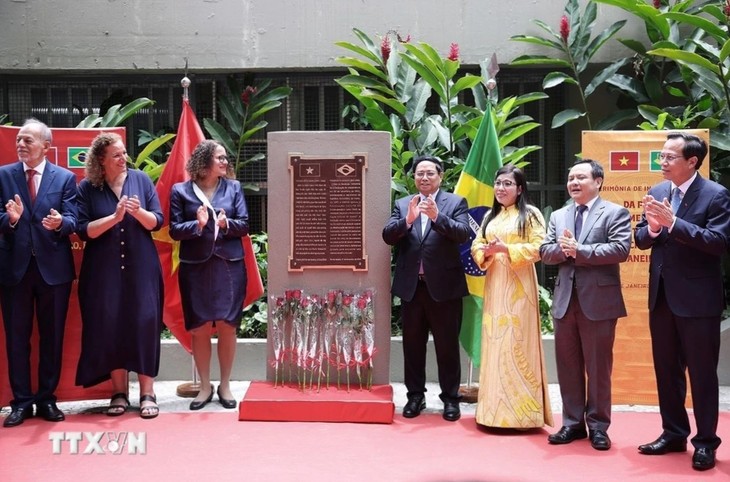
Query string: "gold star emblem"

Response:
xmin=152 ymin=226 xmax=181 ymax=275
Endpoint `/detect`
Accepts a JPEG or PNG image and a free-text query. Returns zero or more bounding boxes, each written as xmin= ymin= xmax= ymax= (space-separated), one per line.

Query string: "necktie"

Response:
xmin=574 ymin=204 xmax=587 ymax=240
xmin=671 ymin=187 xmax=682 ymax=214
xmin=26 ymin=169 xmax=37 ymax=203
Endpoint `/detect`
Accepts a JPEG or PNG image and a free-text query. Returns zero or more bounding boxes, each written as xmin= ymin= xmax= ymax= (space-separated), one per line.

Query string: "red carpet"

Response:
xmin=1 ymin=412 xmax=728 ymax=481
xmin=239 ymin=381 xmax=394 ymax=423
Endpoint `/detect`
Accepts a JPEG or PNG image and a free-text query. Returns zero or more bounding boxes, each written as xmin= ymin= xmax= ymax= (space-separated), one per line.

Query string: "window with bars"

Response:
xmin=0 ymin=70 xmax=569 ymax=289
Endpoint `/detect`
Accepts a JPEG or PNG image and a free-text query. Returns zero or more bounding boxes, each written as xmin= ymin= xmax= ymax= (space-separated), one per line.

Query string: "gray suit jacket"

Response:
xmin=540 ymin=197 xmax=631 ymax=321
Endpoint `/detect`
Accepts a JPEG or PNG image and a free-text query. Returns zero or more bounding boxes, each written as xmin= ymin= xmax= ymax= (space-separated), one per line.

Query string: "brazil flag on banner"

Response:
xmin=454 ymin=106 xmax=502 ymax=367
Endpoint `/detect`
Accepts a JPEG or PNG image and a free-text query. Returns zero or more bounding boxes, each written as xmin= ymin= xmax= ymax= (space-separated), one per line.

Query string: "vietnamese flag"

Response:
xmin=153 ymin=98 xmax=204 ymax=352
xmin=610 ymin=151 xmax=639 ymax=171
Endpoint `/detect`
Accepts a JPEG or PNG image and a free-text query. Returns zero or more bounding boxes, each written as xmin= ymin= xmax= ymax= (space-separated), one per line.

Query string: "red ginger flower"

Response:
xmin=653 ymin=0 xmax=661 ymax=8
xmin=725 ymin=0 xmax=730 ymax=17
xmin=448 ymin=43 xmax=459 ymax=61
xmin=560 ymin=15 xmax=570 ymax=43
xmin=241 ymin=86 xmax=257 ymax=105
xmin=381 ymin=35 xmax=392 ymax=63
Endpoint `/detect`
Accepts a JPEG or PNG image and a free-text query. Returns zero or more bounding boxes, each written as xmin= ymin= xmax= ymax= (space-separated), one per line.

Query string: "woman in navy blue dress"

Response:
xmin=169 ymin=140 xmax=249 ymax=410
xmin=75 ymin=132 xmax=164 ymax=419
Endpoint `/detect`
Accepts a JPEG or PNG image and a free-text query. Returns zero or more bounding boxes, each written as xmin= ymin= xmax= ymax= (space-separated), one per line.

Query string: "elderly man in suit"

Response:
xmin=382 ymin=155 xmax=470 ymax=421
xmin=540 ymin=159 xmax=631 ymax=451
xmin=0 ymin=119 xmax=77 ymax=427
xmin=635 ymin=132 xmax=730 ymax=471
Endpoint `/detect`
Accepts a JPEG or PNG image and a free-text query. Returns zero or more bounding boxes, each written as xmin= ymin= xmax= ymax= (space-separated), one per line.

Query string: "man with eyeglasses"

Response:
xmin=382 ymin=155 xmax=470 ymax=421
xmin=635 ymin=132 xmax=730 ymax=471
xmin=540 ymin=159 xmax=631 ymax=451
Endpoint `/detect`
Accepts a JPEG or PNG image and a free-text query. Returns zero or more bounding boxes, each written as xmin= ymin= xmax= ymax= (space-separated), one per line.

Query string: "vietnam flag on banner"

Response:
xmin=609 ymin=150 xmax=639 ymax=171
xmin=453 ymin=106 xmax=502 ymax=366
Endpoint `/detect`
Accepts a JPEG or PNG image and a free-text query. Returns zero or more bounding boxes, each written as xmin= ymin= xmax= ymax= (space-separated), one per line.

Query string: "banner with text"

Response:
xmin=582 ymin=129 xmax=709 ymax=405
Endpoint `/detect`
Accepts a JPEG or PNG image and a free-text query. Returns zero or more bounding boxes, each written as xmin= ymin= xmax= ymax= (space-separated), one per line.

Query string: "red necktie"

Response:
xmin=27 ymin=169 xmax=37 ymax=203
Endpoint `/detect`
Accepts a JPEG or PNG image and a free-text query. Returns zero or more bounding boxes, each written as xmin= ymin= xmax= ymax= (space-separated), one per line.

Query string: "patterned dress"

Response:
xmin=471 ymin=204 xmax=553 ymax=428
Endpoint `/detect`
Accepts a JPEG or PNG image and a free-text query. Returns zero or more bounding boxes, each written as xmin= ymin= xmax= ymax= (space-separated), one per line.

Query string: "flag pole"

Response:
xmin=174 ymin=67 xmax=202 ymax=398
xmin=459 ymin=359 xmax=479 ymax=403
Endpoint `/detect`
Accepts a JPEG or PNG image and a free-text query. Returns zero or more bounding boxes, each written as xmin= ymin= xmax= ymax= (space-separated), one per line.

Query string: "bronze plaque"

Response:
xmin=288 ymin=154 xmax=367 ymax=271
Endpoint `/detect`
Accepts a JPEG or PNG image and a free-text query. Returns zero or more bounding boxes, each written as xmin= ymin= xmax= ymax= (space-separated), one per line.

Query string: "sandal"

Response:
xmin=139 ymin=394 xmax=159 ymax=419
xmin=107 ymin=392 xmax=130 ymax=417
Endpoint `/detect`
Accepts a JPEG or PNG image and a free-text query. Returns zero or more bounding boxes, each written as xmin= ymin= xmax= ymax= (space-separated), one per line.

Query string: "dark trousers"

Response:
xmin=650 ymin=282 xmax=721 ymax=450
xmin=554 ymin=292 xmax=617 ymax=432
xmin=401 ymin=280 xmax=462 ymax=402
xmin=1 ymin=258 xmax=71 ymax=409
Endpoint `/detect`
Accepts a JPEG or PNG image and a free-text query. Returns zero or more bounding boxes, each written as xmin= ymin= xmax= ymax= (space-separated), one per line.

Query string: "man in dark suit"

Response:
xmin=382 ymin=156 xmax=470 ymax=421
xmin=540 ymin=159 xmax=631 ymax=451
xmin=635 ymin=132 xmax=730 ymax=471
xmin=0 ymin=119 xmax=77 ymax=427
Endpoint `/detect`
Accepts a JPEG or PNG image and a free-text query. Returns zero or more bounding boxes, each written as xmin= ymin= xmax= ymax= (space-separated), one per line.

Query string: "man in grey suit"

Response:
xmin=540 ymin=159 xmax=631 ymax=450
xmin=382 ymin=156 xmax=470 ymax=422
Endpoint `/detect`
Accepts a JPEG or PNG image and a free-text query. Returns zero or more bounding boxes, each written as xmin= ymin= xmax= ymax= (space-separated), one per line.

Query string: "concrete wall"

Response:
xmin=0 ymin=0 xmax=645 ymax=72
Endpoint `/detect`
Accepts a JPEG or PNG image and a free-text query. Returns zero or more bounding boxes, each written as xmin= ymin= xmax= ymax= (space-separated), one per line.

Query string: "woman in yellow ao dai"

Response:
xmin=470 ymin=164 xmax=553 ymax=429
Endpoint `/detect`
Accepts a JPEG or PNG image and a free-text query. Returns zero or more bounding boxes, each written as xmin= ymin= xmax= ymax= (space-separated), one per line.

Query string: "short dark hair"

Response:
xmin=412 ymin=155 xmax=444 ymax=174
xmin=667 ymin=132 xmax=707 ymax=170
xmin=572 ymin=158 xmax=604 ymax=181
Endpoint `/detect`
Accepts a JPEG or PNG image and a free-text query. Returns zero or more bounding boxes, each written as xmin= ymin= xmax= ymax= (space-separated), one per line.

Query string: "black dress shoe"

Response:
xmin=442 ymin=401 xmax=460 ymax=422
xmin=217 ymin=386 xmax=237 ymax=409
xmin=692 ymin=448 xmax=716 ymax=471
xmin=589 ymin=429 xmax=611 ymax=451
xmin=638 ymin=436 xmax=687 ymax=455
xmin=36 ymin=402 xmax=65 ymax=422
xmin=189 ymin=385 xmax=215 ymax=411
xmin=3 ymin=406 xmax=33 ymax=427
xmin=548 ymin=426 xmax=588 ymax=444
xmin=402 ymin=395 xmax=425 ymax=418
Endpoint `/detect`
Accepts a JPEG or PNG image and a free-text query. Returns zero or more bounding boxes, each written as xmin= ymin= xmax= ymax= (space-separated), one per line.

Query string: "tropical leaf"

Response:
xmin=663 ymin=12 xmax=727 ymax=43
xmin=404 ymin=80 xmax=431 ymax=126
xmin=134 ymin=133 xmax=175 ymax=169
xmin=647 ymin=48 xmax=721 ymax=75
xmin=579 ymin=20 xmax=627 ymax=71
xmin=337 ymin=57 xmax=389 ymax=81
xmin=510 ymin=55 xmax=572 ymax=68
xmin=334 ymin=41 xmax=382 ymax=65
xmin=543 ymin=72 xmax=578 ymax=89
xmin=585 ymin=58 xmax=629 ymax=97
xmin=510 ymin=35 xmax=564 ymax=50
xmin=551 ymin=109 xmax=585 ymax=128
xmin=400 ymin=53 xmax=446 ymax=100
xmin=203 ymin=118 xmax=236 ymax=155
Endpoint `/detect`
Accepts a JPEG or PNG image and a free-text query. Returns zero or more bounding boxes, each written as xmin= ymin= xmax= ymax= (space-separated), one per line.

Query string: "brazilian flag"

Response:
xmin=67 ymin=147 xmax=88 ymax=168
xmin=454 ymin=106 xmax=502 ymax=367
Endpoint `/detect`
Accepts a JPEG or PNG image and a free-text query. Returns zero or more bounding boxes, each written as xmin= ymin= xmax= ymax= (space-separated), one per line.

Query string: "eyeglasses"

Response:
xmin=494 ymin=180 xmax=515 ymax=188
xmin=658 ymin=153 xmax=683 ymax=162
xmin=415 ymin=171 xmax=439 ymax=178
xmin=215 ymin=155 xmax=229 ymax=163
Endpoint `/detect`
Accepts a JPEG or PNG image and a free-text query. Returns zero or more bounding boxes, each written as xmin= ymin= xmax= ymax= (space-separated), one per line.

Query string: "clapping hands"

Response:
xmin=406 ymin=194 xmax=439 ymax=224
